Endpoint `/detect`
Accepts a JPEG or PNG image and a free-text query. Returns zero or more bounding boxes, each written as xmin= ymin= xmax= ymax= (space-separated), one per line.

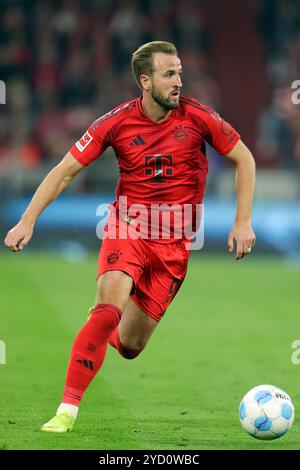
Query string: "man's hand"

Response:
xmin=4 ymin=219 xmax=34 ymax=252
xmin=228 ymin=221 xmax=256 ymax=260
xmin=4 ymin=152 xmax=84 ymax=253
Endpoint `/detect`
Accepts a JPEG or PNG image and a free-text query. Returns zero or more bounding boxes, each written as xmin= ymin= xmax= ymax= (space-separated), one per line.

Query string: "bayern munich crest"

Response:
xmin=173 ymin=125 xmax=189 ymax=143
xmin=107 ymin=249 xmax=122 ymax=264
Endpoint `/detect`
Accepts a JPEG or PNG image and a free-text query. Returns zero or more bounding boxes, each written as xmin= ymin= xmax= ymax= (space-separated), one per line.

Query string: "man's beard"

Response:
xmin=151 ymin=86 xmax=180 ymax=110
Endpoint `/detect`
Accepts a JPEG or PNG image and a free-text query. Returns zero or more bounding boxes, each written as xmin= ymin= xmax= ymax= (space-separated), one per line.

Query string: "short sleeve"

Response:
xmin=204 ymin=108 xmax=240 ymax=156
xmin=69 ymin=117 xmax=111 ymax=166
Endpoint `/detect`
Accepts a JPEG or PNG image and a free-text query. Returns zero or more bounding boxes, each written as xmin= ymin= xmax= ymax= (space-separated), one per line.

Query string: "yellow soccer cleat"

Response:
xmin=41 ymin=412 xmax=75 ymax=433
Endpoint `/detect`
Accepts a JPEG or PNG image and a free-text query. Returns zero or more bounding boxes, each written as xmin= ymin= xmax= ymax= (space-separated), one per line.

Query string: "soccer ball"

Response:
xmin=239 ymin=385 xmax=295 ymax=440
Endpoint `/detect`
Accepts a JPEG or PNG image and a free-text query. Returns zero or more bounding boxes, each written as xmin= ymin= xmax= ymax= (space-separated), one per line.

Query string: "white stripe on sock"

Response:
xmin=56 ymin=403 xmax=78 ymax=419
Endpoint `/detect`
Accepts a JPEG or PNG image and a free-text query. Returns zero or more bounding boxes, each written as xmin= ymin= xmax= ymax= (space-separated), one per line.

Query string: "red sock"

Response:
xmin=62 ymin=303 xmax=121 ymax=406
xmin=108 ymin=327 xmax=142 ymax=360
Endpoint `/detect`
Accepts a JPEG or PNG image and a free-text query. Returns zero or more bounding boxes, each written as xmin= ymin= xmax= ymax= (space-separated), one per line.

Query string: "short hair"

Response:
xmin=132 ymin=41 xmax=178 ymax=89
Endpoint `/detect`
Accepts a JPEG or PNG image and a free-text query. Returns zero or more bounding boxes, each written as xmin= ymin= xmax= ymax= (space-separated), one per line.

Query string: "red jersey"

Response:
xmin=70 ymin=95 xmax=240 ymax=241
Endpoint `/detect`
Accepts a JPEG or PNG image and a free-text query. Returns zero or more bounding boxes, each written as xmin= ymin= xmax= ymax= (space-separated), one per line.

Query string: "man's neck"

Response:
xmin=141 ymin=94 xmax=172 ymax=123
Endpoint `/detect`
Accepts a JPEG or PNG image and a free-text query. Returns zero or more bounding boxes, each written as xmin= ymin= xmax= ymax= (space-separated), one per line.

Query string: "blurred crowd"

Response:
xmin=257 ymin=0 xmax=300 ymax=168
xmin=0 ymin=0 xmax=299 ymax=197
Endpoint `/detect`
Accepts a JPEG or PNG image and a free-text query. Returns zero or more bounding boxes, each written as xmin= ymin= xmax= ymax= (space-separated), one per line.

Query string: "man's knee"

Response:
xmin=96 ymin=271 xmax=133 ymax=312
xmin=117 ymin=338 xmax=145 ymax=360
xmin=119 ymin=346 xmax=143 ymax=360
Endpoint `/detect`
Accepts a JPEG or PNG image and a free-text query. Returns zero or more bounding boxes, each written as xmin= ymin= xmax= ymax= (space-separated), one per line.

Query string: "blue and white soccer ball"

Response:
xmin=239 ymin=385 xmax=295 ymax=440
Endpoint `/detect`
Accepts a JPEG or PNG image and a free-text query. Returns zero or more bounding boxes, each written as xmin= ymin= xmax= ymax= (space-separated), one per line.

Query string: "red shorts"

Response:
xmin=98 ymin=237 xmax=190 ymax=322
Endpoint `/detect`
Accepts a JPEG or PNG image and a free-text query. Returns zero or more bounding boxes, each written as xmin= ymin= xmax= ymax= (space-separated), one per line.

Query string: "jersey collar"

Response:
xmin=137 ymin=96 xmax=177 ymax=124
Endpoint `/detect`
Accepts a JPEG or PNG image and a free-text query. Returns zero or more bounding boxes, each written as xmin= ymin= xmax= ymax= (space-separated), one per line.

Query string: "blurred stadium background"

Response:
xmin=0 ymin=0 xmax=300 ymax=256
xmin=1 ymin=0 xmax=300 ymax=451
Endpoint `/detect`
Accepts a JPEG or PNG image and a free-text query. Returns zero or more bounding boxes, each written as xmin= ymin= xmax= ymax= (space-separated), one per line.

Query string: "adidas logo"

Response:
xmin=129 ymin=135 xmax=145 ymax=146
xmin=76 ymin=359 xmax=94 ymax=370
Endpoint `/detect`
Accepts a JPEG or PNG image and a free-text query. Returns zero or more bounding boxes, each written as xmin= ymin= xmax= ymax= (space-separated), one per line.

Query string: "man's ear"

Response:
xmin=140 ymin=74 xmax=151 ymax=91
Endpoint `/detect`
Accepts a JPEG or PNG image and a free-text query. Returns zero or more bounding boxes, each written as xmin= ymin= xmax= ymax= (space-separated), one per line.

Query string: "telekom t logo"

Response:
xmin=0 ymin=81 xmax=6 ymax=104
xmin=144 ymin=155 xmax=173 ymax=183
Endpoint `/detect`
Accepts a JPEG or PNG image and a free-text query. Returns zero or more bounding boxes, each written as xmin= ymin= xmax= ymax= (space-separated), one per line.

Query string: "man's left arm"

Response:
xmin=224 ymin=139 xmax=256 ymax=260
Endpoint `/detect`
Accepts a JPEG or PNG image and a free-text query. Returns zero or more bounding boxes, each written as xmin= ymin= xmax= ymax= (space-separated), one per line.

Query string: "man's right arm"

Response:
xmin=4 ymin=152 xmax=84 ymax=252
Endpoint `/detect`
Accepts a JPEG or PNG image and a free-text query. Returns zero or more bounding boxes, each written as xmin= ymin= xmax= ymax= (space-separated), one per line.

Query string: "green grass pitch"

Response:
xmin=0 ymin=251 xmax=299 ymax=450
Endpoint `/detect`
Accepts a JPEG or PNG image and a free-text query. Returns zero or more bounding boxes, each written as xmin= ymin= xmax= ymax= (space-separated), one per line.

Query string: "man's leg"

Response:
xmin=41 ymin=270 xmax=133 ymax=432
xmin=108 ymin=240 xmax=190 ymax=361
xmin=108 ymin=298 xmax=158 ymax=359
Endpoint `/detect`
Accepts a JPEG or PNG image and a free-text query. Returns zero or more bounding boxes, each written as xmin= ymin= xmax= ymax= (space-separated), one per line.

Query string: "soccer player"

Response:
xmin=4 ymin=41 xmax=256 ymax=432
